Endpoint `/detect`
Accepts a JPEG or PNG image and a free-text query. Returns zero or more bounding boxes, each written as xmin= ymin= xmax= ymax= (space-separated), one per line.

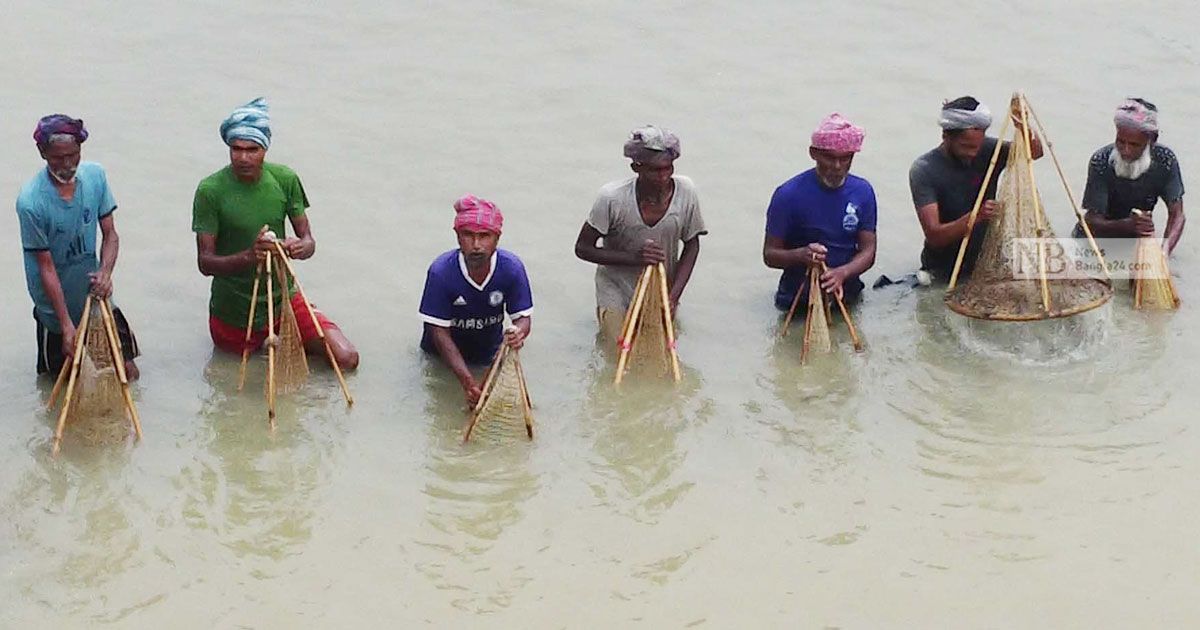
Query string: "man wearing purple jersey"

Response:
xmin=419 ymin=195 xmax=533 ymax=405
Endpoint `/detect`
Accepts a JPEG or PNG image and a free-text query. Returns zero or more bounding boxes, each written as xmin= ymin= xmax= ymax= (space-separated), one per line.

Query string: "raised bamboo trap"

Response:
xmin=945 ymin=92 xmax=1113 ymax=320
xmin=237 ymin=236 xmax=353 ymax=428
xmin=614 ymin=263 xmax=681 ymax=386
xmin=780 ymin=263 xmax=865 ymax=364
xmin=47 ymin=295 xmax=142 ymax=455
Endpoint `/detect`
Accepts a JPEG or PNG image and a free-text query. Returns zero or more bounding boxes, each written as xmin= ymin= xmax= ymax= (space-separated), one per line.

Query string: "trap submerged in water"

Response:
xmin=945 ymin=92 xmax=1112 ymax=321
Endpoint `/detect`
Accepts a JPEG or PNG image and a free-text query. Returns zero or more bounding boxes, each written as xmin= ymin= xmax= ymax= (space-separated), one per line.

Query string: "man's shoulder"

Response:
xmin=845 ymin=173 xmax=875 ymax=194
xmin=1151 ymin=144 xmax=1179 ymax=168
xmin=16 ymin=171 xmax=47 ymax=209
xmin=1090 ymin=144 xmax=1115 ymax=166
xmin=196 ymin=166 xmax=232 ymax=191
xmin=262 ymin=162 xmax=301 ymax=182
xmin=427 ymin=249 xmax=460 ymax=276
xmin=596 ymin=177 xmax=635 ymax=199
xmin=910 ymin=146 xmax=944 ymax=174
xmin=75 ymin=161 xmax=107 ymax=181
xmin=495 ymin=248 xmax=527 ymax=271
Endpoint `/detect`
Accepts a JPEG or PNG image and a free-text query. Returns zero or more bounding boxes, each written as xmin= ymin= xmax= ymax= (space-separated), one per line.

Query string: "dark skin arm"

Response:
xmin=36 ymin=251 xmax=76 ymax=360
xmin=574 ymin=222 xmax=666 ymax=267
xmin=1164 ymin=199 xmax=1186 ymax=255
xmin=427 ymin=324 xmax=481 ymax=405
xmin=89 ymin=214 xmax=119 ymax=298
xmin=1083 ymin=209 xmax=1155 ymax=239
xmin=196 ymin=213 xmax=316 ymax=277
xmin=820 ymin=231 xmax=877 ymax=296
xmin=667 ymin=237 xmax=700 ymax=312
xmin=916 ymin=200 xmax=999 ymax=249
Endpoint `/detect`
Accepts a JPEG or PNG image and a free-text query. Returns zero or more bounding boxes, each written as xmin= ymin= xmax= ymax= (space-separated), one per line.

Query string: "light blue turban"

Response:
xmin=220 ymin=97 xmax=271 ymax=148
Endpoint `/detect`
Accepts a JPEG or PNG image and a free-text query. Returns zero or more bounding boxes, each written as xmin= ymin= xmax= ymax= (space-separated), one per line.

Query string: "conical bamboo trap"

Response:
xmin=945 ymin=92 xmax=1112 ymax=320
xmin=47 ymin=295 xmax=142 ymax=455
xmin=1131 ymin=210 xmax=1180 ymax=309
xmin=237 ymin=234 xmax=353 ymax=428
xmin=780 ymin=263 xmax=865 ymax=363
xmin=463 ymin=342 xmax=534 ymax=443
xmin=614 ymin=263 xmax=681 ymax=386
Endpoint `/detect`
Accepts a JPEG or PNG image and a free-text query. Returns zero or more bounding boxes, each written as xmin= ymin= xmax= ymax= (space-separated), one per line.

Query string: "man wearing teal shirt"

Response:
xmin=17 ymin=114 xmax=140 ymax=377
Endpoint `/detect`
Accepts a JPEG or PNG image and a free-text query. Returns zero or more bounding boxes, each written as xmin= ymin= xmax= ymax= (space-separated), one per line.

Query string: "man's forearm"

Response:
xmin=837 ymin=247 xmax=876 ymax=279
xmin=99 ymin=231 xmax=119 ymax=275
xmin=429 ymin=326 xmax=473 ymax=385
xmin=669 ymin=240 xmax=700 ymax=301
xmin=575 ymin=243 xmax=640 ymax=267
xmin=38 ymin=264 xmax=73 ymax=329
xmin=1084 ymin=212 xmax=1133 ymax=238
xmin=1164 ymin=203 xmax=1185 ymax=254
xmin=199 ymin=248 xmax=257 ymax=276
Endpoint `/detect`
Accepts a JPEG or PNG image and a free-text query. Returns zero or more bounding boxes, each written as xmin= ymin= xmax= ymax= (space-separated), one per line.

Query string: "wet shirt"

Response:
xmin=17 ymin=162 xmax=117 ymax=332
xmin=419 ymin=249 xmax=534 ymax=365
xmin=587 ymin=175 xmax=707 ymax=311
xmin=765 ymin=169 xmax=877 ymax=309
xmin=1081 ymin=144 xmax=1184 ymax=220
xmin=909 ymin=137 xmax=1010 ymax=278
xmin=192 ymin=163 xmax=309 ymax=328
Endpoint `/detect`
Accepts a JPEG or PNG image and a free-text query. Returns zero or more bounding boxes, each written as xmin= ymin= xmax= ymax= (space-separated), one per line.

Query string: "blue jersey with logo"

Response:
xmin=419 ymin=248 xmax=534 ymax=365
xmin=16 ymin=162 xmax=118 ymax=332
xmin=764 ymin=169 xmax=877 ymax=308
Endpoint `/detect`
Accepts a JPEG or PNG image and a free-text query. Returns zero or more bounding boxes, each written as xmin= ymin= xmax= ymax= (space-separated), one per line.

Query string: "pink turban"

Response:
xmin=453 ymin=195 xmax=503 ymax=234
xmin=811 ymin=113 xmax=864 ymax=153
xmin=1114 ymin=98 xmax=1159 ymax=134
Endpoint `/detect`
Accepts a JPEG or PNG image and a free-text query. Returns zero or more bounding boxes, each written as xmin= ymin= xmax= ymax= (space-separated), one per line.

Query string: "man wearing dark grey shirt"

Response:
xmin=1076 ymin=98 xmax=1186 ymax=255
xmin=908 ymin=96 xmax=1042 ymax=280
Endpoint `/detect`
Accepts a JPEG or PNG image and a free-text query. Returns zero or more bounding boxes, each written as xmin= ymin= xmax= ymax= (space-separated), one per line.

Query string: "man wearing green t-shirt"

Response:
xmin=192 ymin=98 xmax=359 ymax=369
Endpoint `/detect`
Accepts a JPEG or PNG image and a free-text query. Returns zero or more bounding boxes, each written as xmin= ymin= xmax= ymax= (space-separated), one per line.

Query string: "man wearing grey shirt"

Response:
xmin=574 ymin=125 xmax=707 ymax=341
xmin=908 ymin=96 xmax=1042 ymax=280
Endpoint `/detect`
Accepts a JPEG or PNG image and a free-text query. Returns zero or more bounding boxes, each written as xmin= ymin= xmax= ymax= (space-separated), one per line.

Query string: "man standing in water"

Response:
xmin=17 ymin=114 xmax=140 ymax=378
xmin=574 ymin=125 xmax=707 ymax=340
xmin=763 ymin=113 xmax=877 ymax=309
xmin=419 ymin=196 xmax=533 ymax=405
xmin=192 ymin=98 xmax=359 ymax=369
xmin=1076 ymin=98 xmax=1186 ymax=253
xmin=908 ymin=96 xmax=1043 ymax=280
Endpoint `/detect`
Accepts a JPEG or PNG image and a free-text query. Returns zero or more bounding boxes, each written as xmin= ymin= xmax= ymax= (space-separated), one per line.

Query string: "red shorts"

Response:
xmin=209 ymin=292 xmax=340 ymax=354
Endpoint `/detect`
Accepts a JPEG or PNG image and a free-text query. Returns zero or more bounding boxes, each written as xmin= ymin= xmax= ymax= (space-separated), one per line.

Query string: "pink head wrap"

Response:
xmin=452 ymin=195 xmax=503 ymax=234
xmin=1114 ymin=98 xmax=1159 ymax=135
xmin=810 ymin=113 xmax=865 ymax=153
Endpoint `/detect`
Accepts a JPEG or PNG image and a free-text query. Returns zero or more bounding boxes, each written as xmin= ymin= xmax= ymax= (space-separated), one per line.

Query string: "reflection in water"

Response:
xmin=178 ymin=354 xmax=341 ymax=565
xmin=415 ymin=357 xmax=539 ymax=614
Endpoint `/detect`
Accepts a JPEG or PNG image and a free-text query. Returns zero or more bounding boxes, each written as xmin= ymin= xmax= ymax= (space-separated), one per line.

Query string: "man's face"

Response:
xmin=943 ymin=128 xmax=986 ymax=163
xmin=456 ymin=228 xmax=499 ymax=266
xmin=1114 ymin=126 xmax=1152 ymax=162
xmin=39 ymin=140 xmax=81 ymax=183
xmin=631 ymin=159 xmax=675 ymax=187
xmin=228 ymin=139 xmax=267 ymax=180
xmin=809 ymin=147 xmax=855 ymax=188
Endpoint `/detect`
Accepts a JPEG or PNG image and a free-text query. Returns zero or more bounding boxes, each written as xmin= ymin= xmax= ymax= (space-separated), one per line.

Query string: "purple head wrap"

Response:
xmin=33 ymin=114 xmax=88 ymax=146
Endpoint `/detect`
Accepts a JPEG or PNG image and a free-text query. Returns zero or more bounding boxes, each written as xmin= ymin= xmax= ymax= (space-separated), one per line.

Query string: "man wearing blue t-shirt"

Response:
xmin=419 ymin=195 xmax=533 ymax=405
xmin=16 ymin=114 xmax=140 ymax=377
xmin=763 ymin=113 xmax=878 ymax=310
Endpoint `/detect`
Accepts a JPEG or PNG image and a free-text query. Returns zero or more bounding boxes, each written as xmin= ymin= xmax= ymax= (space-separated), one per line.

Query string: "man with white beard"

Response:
xmin=1077 ymin=98 xmax=1186 ymax=254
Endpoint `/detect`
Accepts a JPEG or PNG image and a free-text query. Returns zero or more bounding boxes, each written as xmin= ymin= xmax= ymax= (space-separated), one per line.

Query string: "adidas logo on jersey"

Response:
xmin=453 ymin=296 xmax=467 ymax=306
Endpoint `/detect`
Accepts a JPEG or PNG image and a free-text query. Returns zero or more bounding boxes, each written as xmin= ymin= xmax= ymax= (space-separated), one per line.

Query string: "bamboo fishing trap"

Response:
xmin=237 ymin=238 xmax=353 ymax=428
xmin=1130 ymin=210 xmax=1180 ymax=310
xmin=463 ymin=340 xmax=534 ymax=443
xmin=945 ymin=93 xmax=1113 ymax=321
xmin=614 ymin=263 xmax=681 ymax=386
xmin=780 ymin=263 xmax=865 ymax=363
xmin=47 ymin=295 xmax=142 ymax=455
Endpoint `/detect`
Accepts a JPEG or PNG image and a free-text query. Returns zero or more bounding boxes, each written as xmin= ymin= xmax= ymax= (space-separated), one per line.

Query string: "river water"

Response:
xmin=2 ymin=1 xmax=1198 ymax=627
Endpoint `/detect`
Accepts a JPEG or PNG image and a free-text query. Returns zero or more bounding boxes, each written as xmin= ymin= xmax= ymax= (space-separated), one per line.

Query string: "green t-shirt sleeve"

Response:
xmin=283 ymin=170 xmax=310 ymax=219
xmin=192 ymin=183 xmax=218 ymax=234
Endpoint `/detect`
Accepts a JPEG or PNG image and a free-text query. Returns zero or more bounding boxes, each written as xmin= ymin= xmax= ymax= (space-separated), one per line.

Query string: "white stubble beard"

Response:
xmin=1110 ymin=146 xmax=1152 ymax=180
